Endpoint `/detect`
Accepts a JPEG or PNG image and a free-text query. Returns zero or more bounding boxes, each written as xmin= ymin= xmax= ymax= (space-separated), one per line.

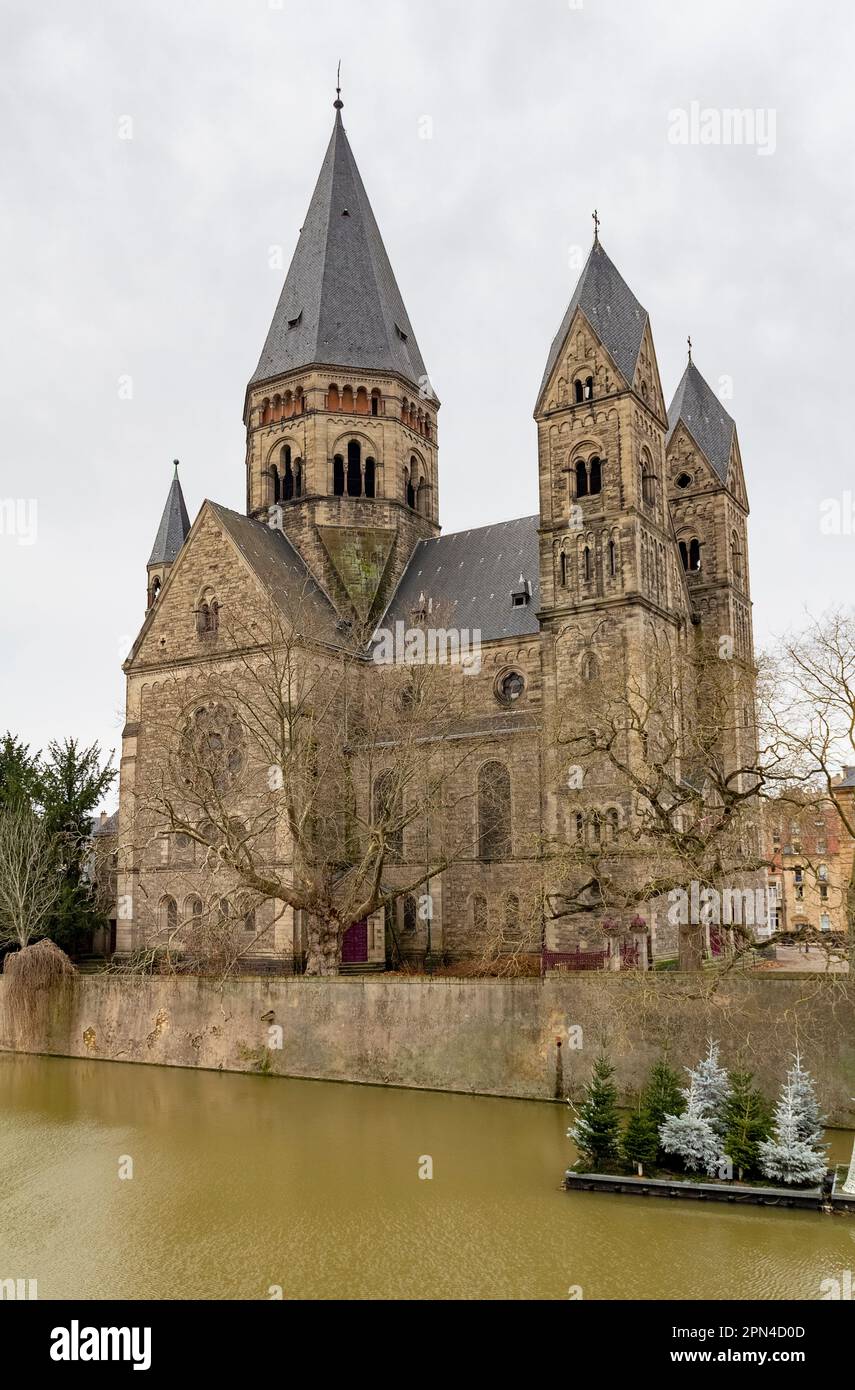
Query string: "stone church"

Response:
xmin=116 ymin=95 xmax=756 ymax=970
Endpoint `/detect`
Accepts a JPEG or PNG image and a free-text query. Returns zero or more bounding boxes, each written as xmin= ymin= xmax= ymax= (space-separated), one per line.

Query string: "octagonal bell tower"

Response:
xmin=243 ymin=92 xmax=440 ymax=625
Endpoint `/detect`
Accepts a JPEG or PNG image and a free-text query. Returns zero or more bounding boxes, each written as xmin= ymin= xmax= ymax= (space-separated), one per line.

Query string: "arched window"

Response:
xmin=589 ymin=456 xmax=602 ymax=495
xmin=605 ymin=808 xmax=619 ymax=843
xmin=218 ymin=898 xmax=231 ymax=924
xmin=409 ymin=405 xmax=418 ymax=431
xmin=294 ymin=388 xmax=304 ymax=415
xmin=355 ymin=387 xmax=369 ymax=415
xmin=731 ymin=530 xmax=742 ymax=580
xmin=364 ymin=457 xmax=376 ymax=499
xmin=423 ymin=416 xmax=431 ymax=441
xmin=477 ymin=761 xmax=512 ymax=861
xmin=581 ymin=650 xmax=599 ymax=682
xmin=327 ymin=384 xmax=340 ymax=411
xmin=184 ymin=895 xmax=202 ymax=924
xmin=373 ymin=770 xmax=403 ymax=858
xmin=589 ymin=811 xmax=602 ymax=846
xmin=407 ymin=459 xmax=417 ymax=509
xmin=371 ymin=389 xmax=381 ymax=417
xmin=295 ymin=458 xmax=303 ymax=498
xmin=196 ymin=598 xmax=219 ymax=636
xmin=504 ymin=892 xmax=522 ymax=943
xmin=333 ymin=454 xmax=345 ymax=496
xmin=575 ymin=458 xmax=588 ymax=498
xmin=560 ymin=550 xmax=568 ymax=587
xmin=608 ymin=539 xmax=617 ymax=577
xmin=689 ymin=538 xmax=701 ymax=572
xmin=641 ymin=457 xmax=656 ymax=507
xmin=159 ymin=896 xmax=177 ymax=934
xmin=401 ymin=398 xmax=409 ymax=423
xmin=271 ymin=464 xmax=281 ymax=505
xmin=149 ymin=577 xmax=161 ymax=608
xmin=575 ymin=812 xmax=585 ymax=841
xmin=346 ymin=440 xmax=362 ymax=497
xmin=208 ymin=601 xmax=219 ymax=633
xmin=583 ymin=546 xmax=592 ymax=582
xmin=574 ymin=379 xmax=584 ymax=403
xmin=584 ymin=375 xmax=594 ymax=400
xmin=243 ymin=909 xmax=256 ymax=934
xmin=281 ymin=445 xmax=294 ymax=502
xmin=272 ymin=394 xmax=282 ymax=423
xmin=416 ymin=476 xmax=426 ymax=514
xmin=261 ymin=397 xmax=272 ymax=425
xmin=283 ymin=391 xmax=293 ymax=418
xmin=472 ymin=893 xmax=487 ymax=934
xmin=403 ymin=894 xmax=418 ymax=934
xmin=679 ymin=540 xmax=688 ymax=571
xmin=342 ymin=385 xmax=354 ymax=412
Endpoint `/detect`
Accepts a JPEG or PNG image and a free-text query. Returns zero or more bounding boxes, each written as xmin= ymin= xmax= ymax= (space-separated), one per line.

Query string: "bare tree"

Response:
xmin=0 ymin=807 xmax=63 ymax=949
xmin=136 ymin=587 xmax=479 ymax=976
xmin=770 ymin=607 xmax=855 ymax=966
xmin=544 ymin=627 xmax=778 ymax=970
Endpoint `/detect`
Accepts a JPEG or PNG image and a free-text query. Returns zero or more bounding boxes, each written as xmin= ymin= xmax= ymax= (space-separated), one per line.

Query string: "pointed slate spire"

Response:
xmin=666 ymin=360 xmax=735 ymax=483
xmin=537 ymin=239 xmax=648 ymax=409
xmin=148 ymin=461 xmax=191 ymax=566
xmin=251 ymin=102 xmax=428 ymax=389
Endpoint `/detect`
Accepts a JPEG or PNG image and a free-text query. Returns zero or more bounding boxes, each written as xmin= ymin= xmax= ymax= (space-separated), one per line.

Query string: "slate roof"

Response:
xmin=148 ymin=468 xmax=191 ymax=566
xmin=537 ymin=240 xmax=648 ymax=408
xmin=210 ymin=503 xmax=343 ymax=642
xmin=91 ymin=811 xmax=119 ymax=837
xmin=379 ymin=515 xmax=541 ymax=643
xmin=666 ymin=361 xmax=735 ymax=483
xmin=836 ymin=767 xmax=855 ymax=788
xmin=250 ymin=109 xmax=428 ymax=390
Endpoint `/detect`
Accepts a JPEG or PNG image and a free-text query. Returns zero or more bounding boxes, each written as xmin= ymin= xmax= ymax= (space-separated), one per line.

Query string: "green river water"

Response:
xmin=1 ymin=1053 xmax=852 ymax=1301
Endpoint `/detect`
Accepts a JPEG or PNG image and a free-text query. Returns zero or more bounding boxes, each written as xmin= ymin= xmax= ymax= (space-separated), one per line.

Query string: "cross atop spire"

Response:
xmin=334 ymin=60 xmax=343 ymax=110
xmin=687 ymin=334 xmax=693 ymax=363
xmin=592 ymin=208 xmax=600 ymax=243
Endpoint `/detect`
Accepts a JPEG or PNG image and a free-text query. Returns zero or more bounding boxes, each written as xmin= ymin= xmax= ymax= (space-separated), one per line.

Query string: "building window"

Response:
xmin=333 ymin=454 xmax=345 ymax=496
xmin=820 ymin=914 xmax=831 ymax=932
xmin=477 ymin=761 xmax=512 ymax=861
xmin=503 ymin=893 xmax=522 ymax=944
xmin=364 ymin=457 xmax=376 ymax=499
xmin=676 ymin=472 xmax=692 ymax=489
xmin=472 ymin=893 xmax=487 ymax=933
xmin=373 ymin=770 xmax=403 ymax=858
xmin=159 ymin=896 xmax=177 ymax=934
xmin=589 ymin=456 xmax=602 ymax=495
xmin=581 ymin=651 xmax=598 ymax=682
xmin=346 ymin=440 xmax=362 ymax=496
xmin=496 ymin=670 xmax=525 ymax=705
xmin=575 ymin=458 xmax=588 ymax=498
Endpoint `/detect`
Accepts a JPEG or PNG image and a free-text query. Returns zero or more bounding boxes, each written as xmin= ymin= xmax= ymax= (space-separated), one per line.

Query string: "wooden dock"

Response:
xmin=564 ymin=1169 xmax=826 ymax=1210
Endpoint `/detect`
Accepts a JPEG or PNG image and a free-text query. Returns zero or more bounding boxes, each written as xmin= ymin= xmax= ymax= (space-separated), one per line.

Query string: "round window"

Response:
xmin=676 ymin=472 xmax=693 ymax=489
xmin=497 ymin=671 xmax=525 ymax=704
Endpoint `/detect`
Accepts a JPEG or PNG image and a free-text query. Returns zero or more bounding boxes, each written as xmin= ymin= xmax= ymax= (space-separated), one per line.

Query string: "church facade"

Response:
xmin=116 ymin=97 xmax=756 ymax=970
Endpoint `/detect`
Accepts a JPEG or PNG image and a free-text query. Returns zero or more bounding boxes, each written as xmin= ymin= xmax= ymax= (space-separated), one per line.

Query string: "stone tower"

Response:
xmin=146 ymin=460 xmax=191 ymax=611
xmin=666 ymin=357 xmax=755 ymax=770
xmin=243 ymin=96 xmax=440 ymax=628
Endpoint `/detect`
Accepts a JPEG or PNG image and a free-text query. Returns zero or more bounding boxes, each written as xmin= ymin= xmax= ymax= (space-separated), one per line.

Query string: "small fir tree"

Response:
xmin=621 ymin=1107 xmax=660 ymax=1176
xmin=721 ymin=1070 xmax=773 ymax=1180
xmin=687 ymin=1039 xmax=731 ymax=1139
xmin=786 ymin=1053 xmax=825 ymax=1146
xmin=759 ymin=1080 xmax=828 ymax=1187
xmin=640 ymin=1058 xmax=685 ymax=1161
xmin=568 ymin=1054 xmax=621 ymax=1171
xmin=659 ymin=1077 xmax=722 ymax=1176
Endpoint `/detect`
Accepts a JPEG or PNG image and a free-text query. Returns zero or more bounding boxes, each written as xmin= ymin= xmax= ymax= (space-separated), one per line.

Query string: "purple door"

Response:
xmin=341 ymin=919 xmax=368 ymax=964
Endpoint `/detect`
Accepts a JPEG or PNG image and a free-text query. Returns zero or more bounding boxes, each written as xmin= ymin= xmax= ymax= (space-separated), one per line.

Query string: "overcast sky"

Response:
xmin=2 ymin=0 xmax=853 ymax=806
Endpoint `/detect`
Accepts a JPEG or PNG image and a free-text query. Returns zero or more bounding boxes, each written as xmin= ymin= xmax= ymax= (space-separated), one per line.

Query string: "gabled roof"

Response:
xmin=250 ymin=107 xmax=428 ymax=390
xmin=537 ymin=240 xmax=648 ymax=408
xmin=379 ymin=515 xmax=541 ymax=643
xmin=148 ymin=467 xmax=191 ymax=567
xmin=209 ymin=503 xmax=342 ymax=641
xmin=666 ymin=360 xmax=735 ymax=483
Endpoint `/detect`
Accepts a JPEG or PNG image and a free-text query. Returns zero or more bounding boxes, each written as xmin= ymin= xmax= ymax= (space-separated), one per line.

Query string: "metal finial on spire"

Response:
xmin=687 ymin=335 xmax=692 ymax=363
xmin=334 ymin=61 xmax=343 ymax=110
xmin=592 ymin=208 xmax=600 ymax=243
xmin=173 ymin=458 xmax=180 ymax=476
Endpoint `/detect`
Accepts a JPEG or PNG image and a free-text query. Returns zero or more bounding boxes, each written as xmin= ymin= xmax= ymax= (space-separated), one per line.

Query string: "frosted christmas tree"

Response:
xmin=759 ymin=1065 xmax=828 ymax=1187
xmin=659 ymin=1076 xmax=722 ymax=1176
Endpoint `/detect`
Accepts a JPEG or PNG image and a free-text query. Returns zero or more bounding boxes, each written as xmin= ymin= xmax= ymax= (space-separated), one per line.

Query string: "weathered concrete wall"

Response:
xmin=1 ymin=972 xmax=853 ymax=1125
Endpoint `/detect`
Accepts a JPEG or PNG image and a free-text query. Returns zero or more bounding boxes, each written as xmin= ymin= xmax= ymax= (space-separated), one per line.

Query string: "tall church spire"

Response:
xmin=146 ymin=461 xmax=191 ymax=609
xmin=250 ymin=106 xmax=428 ymax=390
